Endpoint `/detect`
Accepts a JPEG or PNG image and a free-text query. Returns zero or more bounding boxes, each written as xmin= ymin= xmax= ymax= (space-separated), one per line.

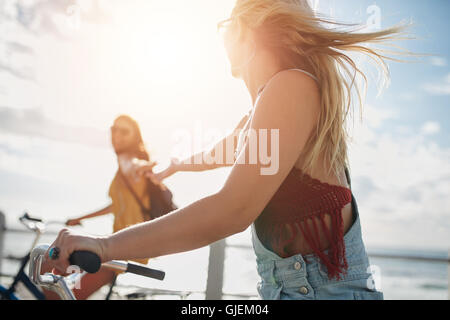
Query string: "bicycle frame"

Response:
xmin=0 ymin=252 xmax=46 ymax=300
xmin=0 ymin=215 xmax=53 ymax=300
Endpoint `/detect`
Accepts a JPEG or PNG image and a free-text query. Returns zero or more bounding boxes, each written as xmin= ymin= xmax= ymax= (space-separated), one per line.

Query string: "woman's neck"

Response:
xmin=242 ymin=51 xmax=285 ymax=106
xmin=242 ymin=51 xmax=311 ymax=106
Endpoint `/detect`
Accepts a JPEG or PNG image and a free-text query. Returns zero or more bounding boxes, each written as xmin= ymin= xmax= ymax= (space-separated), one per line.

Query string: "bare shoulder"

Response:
xmin=256 ymin=69 xmax=321 ymax=117
xmin=267 ymin=69 xmax=319 ymax=97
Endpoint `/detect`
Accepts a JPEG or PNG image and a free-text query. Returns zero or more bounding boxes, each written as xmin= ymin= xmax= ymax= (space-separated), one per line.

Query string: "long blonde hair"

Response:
xmin=220 ymin=0 xmax=412 ymax=180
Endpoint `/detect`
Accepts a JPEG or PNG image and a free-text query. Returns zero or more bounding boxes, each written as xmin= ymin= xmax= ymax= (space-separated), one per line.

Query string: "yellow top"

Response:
xmin=108 ymin=171 xmax=150 ymax=265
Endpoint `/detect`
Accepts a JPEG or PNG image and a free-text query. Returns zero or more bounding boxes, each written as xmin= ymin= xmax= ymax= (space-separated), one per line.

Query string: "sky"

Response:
xmin=0 ymin=0 xmax=449 ymax=255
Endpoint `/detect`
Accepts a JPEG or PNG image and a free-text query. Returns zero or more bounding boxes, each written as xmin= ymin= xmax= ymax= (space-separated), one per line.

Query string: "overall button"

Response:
xmin=294 ymin=262 xmax=302 ymax=270
xmin=299 ymin=286 xmax=309 ymax=295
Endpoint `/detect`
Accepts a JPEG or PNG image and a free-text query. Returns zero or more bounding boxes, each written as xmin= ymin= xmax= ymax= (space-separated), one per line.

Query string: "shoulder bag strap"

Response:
xmin=118 ymin=170 xmax=151 ymax=216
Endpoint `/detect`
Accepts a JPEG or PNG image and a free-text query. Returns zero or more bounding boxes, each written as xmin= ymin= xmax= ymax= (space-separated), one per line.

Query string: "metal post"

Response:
xmin=0 ymin=211 xmax=5 ymax=274
xmin=205 ymin=239 xmax=226 ymax=300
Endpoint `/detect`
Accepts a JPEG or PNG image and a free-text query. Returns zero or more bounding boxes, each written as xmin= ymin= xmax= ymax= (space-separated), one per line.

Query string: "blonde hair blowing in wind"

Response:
xmin=220 ymin=0 xmax=412 ymax=180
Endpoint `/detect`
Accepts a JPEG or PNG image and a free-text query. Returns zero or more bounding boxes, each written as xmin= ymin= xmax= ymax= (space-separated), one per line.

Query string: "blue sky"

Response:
xmin=322 ymin=0 xmax=450 ymax=147
xmin=0 ymin=0 xmax=449 ymax=253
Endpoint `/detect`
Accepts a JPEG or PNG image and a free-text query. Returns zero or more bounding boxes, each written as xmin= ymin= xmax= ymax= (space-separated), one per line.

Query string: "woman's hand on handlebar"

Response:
xmin=43 ymin=228 xmax=108 ymax=275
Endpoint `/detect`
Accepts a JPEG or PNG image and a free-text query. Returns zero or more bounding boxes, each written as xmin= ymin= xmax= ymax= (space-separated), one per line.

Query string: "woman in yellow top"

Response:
xmin=45 ymin=115 xmax=156 ymax=300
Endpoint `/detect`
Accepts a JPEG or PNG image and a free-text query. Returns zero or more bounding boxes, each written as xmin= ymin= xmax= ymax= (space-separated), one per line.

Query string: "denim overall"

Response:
xmin=251 ymin=193 xmax=384 ymax=300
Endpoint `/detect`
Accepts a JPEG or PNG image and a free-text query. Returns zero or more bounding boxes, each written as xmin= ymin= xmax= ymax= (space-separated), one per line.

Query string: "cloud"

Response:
xmin=429 ymin=57 xmax=447 ymax=67
xmin=362 ymin=104 xmax=398 ymax=129
xmin=1 ymin=0 xmax=113 ymax=36
xmin=5 ymin=41 xmax=34 ymax=55
xmin=423 ymin=73 xmax=450 ymax=95
xmin=348 ymin=109 xmax=450 ymax=250
xmin=420 ymin=121 xmax=441 ymax=136
xmin=0 ymin=61 xmax=35 ymax=81
xmin=397 ymin=92 xmax=421 ymax=102
xmin=0 ymin=106 xmax=108 ymax=147
xmin=0 ymin=132 xmax=116 ymax=228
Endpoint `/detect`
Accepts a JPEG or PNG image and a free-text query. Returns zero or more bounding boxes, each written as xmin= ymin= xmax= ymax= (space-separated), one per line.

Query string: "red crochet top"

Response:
xmin=254 ymin=168 xmax=353 ymax=280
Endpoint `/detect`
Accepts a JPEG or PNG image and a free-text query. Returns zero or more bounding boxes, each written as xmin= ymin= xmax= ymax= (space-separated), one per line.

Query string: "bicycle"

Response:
xmin=0 ymin=213 xmax=63 ymax=300
xmin=28 ymin=244 xmax=165 ymax=300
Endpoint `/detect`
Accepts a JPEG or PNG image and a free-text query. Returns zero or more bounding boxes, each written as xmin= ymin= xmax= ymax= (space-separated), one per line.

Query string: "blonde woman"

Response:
xmin=44 ymin=0 xmax=409 ymax=300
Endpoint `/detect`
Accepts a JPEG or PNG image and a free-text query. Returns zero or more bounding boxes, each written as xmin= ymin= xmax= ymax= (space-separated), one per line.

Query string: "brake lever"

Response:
xmin=21 ymin=212 xmax=43 ymax=222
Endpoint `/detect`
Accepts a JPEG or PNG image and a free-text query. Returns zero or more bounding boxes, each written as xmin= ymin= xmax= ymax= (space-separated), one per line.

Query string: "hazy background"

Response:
xmin=0 ymin=0 xmax=449 ymax=299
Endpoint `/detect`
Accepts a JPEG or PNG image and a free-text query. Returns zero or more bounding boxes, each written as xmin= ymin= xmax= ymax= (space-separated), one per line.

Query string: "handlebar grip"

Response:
xmin=69 ymin=251 xmax=101 ymax=274
xmin=126 ymin=262 xmax=165 ymax=281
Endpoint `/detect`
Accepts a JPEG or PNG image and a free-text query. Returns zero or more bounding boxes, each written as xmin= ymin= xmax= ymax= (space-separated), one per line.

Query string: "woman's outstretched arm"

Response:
xmin=136 ymin=110 xmax=252 ymax=182
xmin=66 ymin=204 xmax=113 ymax=226
xmin=44 ymin=71 xmax=320 ymax=272
xmin=174 ymin=108 xmax=253 ymax=171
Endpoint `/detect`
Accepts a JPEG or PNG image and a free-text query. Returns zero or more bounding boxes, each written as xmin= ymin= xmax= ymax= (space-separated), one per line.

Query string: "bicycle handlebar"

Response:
xmin=68 ymin=250 xmax=165 ymax=280
xmin=19 ymin=212 xmax=65 ymax=233
xmin=29 ymin=244 xmax=165 ymax=300
xmin=126 ymin=262 xmax=165 ymax=281
xmin=21 ymin=212 xmax=43 ymax=223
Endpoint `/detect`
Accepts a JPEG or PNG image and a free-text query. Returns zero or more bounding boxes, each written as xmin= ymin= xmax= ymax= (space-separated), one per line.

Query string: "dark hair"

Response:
xmin=113 ymin=114 xmax=150 ymax=161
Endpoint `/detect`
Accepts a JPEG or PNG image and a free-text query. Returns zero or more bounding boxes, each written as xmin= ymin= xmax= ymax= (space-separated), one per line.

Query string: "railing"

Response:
xmin=211 ymin=241 xmax=450 ymax=300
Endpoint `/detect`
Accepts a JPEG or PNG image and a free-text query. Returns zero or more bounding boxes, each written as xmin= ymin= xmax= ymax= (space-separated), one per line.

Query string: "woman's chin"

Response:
xmin=230 ymin=66 xmax=242 ymax=79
